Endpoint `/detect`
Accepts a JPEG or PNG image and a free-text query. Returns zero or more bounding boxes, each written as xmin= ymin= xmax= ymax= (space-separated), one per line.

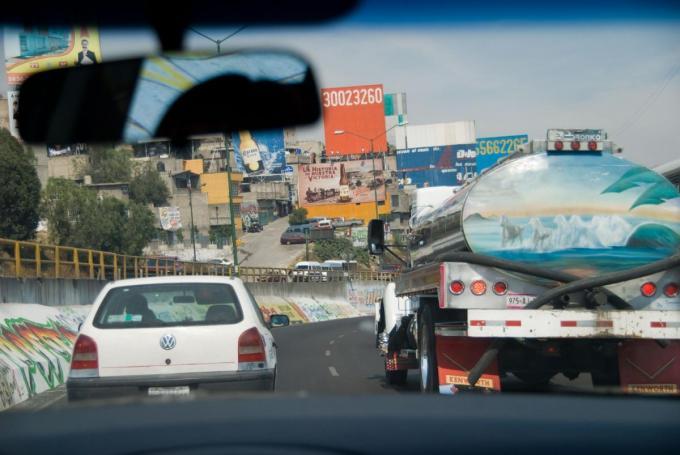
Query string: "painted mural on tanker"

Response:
xmin=0 ymin=305 xmax=89 ymax=410
xmin=462 ymin=153 xmax=680 ymax=277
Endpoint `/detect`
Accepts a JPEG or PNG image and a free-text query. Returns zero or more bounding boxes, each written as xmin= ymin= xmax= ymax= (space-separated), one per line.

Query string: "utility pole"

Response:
xmin=187 ymin=178 xmax=197 ymax=262
xmin=225 ymin=145 xmax=239 ymax=270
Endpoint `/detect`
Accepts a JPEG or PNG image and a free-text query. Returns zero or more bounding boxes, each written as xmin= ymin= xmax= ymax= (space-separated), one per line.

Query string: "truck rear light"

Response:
xmin=238 ymin=327 xmax=266 ymax=365
xmin=587 ymin=140 xmax=598 ymax=151
xmin=554 ymin=140 xmax=564 ymax=151
xmin=664 ymin=283 xmax=679 ymax=298
xmin=470 ymin=280 xmax=487 ymax=296
xmin=570 ymin=141 xmax=581 ymax=151
xmin=70 ymin=334 xmax=98 ymax=378
xmin=449 ymin=280 xmax=464 ymax=295
xmin=640 ymin=282 xmax=657 ymax=297
xmin=492 ymin=281 xmax=508 ymax=295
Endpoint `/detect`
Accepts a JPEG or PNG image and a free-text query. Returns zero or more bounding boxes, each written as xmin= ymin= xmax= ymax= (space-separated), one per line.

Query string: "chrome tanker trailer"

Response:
xmin=371 ymin=129 xmax=680 ymax=394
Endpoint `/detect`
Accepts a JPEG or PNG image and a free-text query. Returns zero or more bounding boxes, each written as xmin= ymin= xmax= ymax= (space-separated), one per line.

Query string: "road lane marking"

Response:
xmin=329 ymin=340 xmax=335 ymax=345
xmin=325 ymin=350 xmax=331 ymax=357
xmin=329 ymin=366 xmax=340 ymax=377
xmin=338 ymin=334 xmax=345 ymax=339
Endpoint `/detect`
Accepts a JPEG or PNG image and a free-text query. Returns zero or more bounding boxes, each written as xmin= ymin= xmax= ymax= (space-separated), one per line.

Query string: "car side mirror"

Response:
xmin=368 ymin=219 xmax=385 ymax=255
xmin=269 ymin=314 xmax=290 ymax=328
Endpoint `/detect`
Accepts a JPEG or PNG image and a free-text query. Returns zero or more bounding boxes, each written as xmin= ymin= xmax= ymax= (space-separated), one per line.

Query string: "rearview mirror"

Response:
xmin=269 ymin=314 xmax=290 ymax=328
xmin=368 ymin=219 xmax=385 ymax=255
xmin=17 ymin=50 xmax=320 ymax=144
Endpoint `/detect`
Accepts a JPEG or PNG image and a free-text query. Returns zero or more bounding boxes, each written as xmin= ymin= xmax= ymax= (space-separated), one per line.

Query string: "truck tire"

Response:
xmin=418 ymin=305 xmax=438 ymax=393
xmin=385 ymin=367 xmax=408 ymax=386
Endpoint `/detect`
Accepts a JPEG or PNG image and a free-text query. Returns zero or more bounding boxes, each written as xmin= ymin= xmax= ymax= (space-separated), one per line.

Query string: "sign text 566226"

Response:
xmin=322 ymin=87 xmax=383 ymax=107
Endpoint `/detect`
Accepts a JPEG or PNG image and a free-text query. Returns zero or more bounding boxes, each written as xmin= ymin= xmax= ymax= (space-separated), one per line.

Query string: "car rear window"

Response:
xmin=93 ymin=283 xmax=243 ymax=328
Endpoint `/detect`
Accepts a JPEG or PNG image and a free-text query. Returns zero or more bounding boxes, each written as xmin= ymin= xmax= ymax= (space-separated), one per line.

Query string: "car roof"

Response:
xmin=105 ymin=276 xmax=240 ymax=289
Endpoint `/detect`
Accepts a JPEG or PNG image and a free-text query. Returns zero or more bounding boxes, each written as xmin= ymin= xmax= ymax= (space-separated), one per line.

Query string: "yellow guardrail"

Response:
xmin=0 ymin=238 xmax=396 ymax=283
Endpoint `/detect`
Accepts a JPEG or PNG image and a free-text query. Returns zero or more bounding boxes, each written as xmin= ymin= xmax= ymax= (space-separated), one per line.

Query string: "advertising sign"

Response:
xmin=322 ymin=84 xmax=387 ymax=156
xmin=397 ymin=144 xmax=477 ymax=188
xmin=476 ymin=135 xmax=528 ymax=172
xmin=158 ymin=207 xmax=182 ymax=231
xmin=240 ymin=201 xmax=259 ymax=227
xmin=351 ymin=227 xmax=368 ymax=248
xmin=3 ymin=26 xmax=102 ymax=87
xmin=298 ymin=159 xmax=386 ymax=207
xmin=232 ymin=129 xmax=286 ymax=176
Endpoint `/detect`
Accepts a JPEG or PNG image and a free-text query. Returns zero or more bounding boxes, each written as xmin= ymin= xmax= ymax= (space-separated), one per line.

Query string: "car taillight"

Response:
xmin=664 ymin=283 xmax=679 ymax=298
xmin=70 ymin=334 xmax=98 ymax=378
xmin=640 ymin=282 xmax=657 ymax=297
xmin=554 ymin=140 xmax=564 ymax=151
xmin=587 ymin=140 xmax=598 ymax=151
xmin=493 ymin=281 xmax=508 ymax=295
xmin=470 ymin=280 xmax=487 ymax=296
xmin=449 ymin=280 xmax=464 ymax=295
xmin=238 ymin=327 xmax=266 ymax=366
xmin=571 ymin=141 xmax=581 ymax=151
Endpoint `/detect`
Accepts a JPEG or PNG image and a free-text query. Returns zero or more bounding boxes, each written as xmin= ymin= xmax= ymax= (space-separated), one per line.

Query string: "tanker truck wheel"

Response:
xmin=418 ymin=305 xmax=438 ymax=393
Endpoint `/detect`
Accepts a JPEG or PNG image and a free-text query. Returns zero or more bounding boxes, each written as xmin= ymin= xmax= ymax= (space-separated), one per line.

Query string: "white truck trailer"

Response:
xmin=372 ymin=129 xmax=680 ymax=394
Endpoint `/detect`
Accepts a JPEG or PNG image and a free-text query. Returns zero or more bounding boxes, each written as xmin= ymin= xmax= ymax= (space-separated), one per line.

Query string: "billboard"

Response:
xmin=232 ymin=129 xmax=286 ymax=176
xmin=395 ymin=121 xmax=476 ymax=150
xmin=322 ymin=84 xmax=387 ymax=156
xmin=397 ymin=144 xmax=477 ymax=188
xmin=298 ymin=159 xmax=386 ymax=206
xmin=4 ymin=26 xmax=102 ymax=87
xmin=476 ymin=135 xmax=529 ymax=172
xmin=158 ymin=207 xmax=182 ymax=231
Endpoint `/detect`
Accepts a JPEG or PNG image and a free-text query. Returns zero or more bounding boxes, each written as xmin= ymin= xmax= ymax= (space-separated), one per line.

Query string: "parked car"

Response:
xmin=67 ymin=276 xmax=290 ymax=401
xmin=208 ymin=258 xmax=233 ymax=267
xmin=145 ymin=256 xmax=183 ymax=276
xmin=280 ymin=226 xmax=307 ymax=245
xmin=314 ymin=219 xmax=333 ymax=230
xmin=246 ymin=221 xmax=263 ymax=233
xmin=291 ymin=261 xmax=325 ymax=282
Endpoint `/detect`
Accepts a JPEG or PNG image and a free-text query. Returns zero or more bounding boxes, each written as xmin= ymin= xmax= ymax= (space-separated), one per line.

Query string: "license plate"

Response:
xmin=506 ymin=294 xmax=535 ymax=308
xmin=148 ymin=386 xmax=190 ymax=396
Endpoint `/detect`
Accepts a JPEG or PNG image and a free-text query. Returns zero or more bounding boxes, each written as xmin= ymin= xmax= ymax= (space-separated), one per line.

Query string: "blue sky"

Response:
xmin=2 ymin=10 xmax=679 ymax=168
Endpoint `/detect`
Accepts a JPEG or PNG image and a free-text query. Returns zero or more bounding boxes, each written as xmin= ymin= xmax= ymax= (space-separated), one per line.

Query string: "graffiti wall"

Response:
xmin=0 ymin=304 xmax=90 ymax=411
xmin=347 ymin=282 xmax=387 ymax=315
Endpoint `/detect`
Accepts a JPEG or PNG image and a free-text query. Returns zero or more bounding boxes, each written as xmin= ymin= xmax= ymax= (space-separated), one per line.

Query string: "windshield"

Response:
xmin=93 ymin=283 xmax=243 ymax=328
xmin=1 ymin=0 xmax=680 ymax=426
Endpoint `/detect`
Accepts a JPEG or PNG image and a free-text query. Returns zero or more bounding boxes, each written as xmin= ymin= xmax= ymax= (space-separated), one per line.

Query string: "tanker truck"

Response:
xmin=371 ymin=129 xmax=680 ymax=394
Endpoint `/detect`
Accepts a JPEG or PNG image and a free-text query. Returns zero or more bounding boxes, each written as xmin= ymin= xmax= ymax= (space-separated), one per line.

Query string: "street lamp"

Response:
xmin=334 ymin=121 xmax=408 ymax=218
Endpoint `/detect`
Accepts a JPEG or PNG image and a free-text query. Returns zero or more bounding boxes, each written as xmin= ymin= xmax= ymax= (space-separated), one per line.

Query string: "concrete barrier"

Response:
xmin=0 ymin=278 xmax=106 ymax=306
xmin=0 ymin=304 xmax=90 ymax=411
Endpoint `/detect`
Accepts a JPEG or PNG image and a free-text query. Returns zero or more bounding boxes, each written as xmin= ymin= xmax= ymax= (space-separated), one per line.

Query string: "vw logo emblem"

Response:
xmin=160 ymin=334 xmax=176 ymax=350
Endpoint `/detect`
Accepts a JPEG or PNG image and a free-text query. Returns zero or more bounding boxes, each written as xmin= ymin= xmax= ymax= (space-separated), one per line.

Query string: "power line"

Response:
xmin=613 ymin=61 xmax=680 ymax=137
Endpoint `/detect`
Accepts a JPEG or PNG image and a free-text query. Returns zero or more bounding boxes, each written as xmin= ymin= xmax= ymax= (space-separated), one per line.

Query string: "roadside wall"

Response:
xmin=0 ymin=304 xmax=90 ymax=411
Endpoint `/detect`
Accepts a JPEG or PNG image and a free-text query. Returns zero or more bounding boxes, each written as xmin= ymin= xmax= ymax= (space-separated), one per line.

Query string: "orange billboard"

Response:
xmin=322 ymin=84 xmax=387 ymax=156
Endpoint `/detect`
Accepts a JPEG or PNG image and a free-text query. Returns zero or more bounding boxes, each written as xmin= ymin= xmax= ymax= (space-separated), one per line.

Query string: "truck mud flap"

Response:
xmin=618 ymin=340 xmax=680 ymax=395
xmin=436 ymin=336 xmax=501 ymax=394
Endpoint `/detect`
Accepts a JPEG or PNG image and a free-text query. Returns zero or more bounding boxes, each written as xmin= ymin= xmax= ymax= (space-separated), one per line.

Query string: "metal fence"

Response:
xmin=0 ymin=238 xmax=396 ymax=283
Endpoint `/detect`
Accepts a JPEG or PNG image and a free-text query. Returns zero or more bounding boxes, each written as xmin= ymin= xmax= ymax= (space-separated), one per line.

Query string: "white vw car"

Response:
xmin=67 ymin=276 xmax=289 ymax=401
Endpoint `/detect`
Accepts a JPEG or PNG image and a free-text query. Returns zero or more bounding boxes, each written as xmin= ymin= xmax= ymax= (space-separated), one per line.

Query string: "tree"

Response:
xmin=77 ymin=145 xmax=132 ymax=183
xmin=0 ymin=129 xmax=41 ymax=240
xmin=42 ymin=178 xmax=157 ymax=255
xmin=289 ymin=207 xmax=308 ymax=225
xmin=313 ymin=237 xmax=369 ymax=266
xmin=129 ymin=162 xmax=170 ymax=206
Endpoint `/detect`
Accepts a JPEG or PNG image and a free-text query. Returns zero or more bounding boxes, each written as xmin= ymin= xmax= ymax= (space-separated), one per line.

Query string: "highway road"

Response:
xmin=14 ymin=316 xmax=596 ymax=411
xmin=239 ymin=216 xmax=306 ymax=268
